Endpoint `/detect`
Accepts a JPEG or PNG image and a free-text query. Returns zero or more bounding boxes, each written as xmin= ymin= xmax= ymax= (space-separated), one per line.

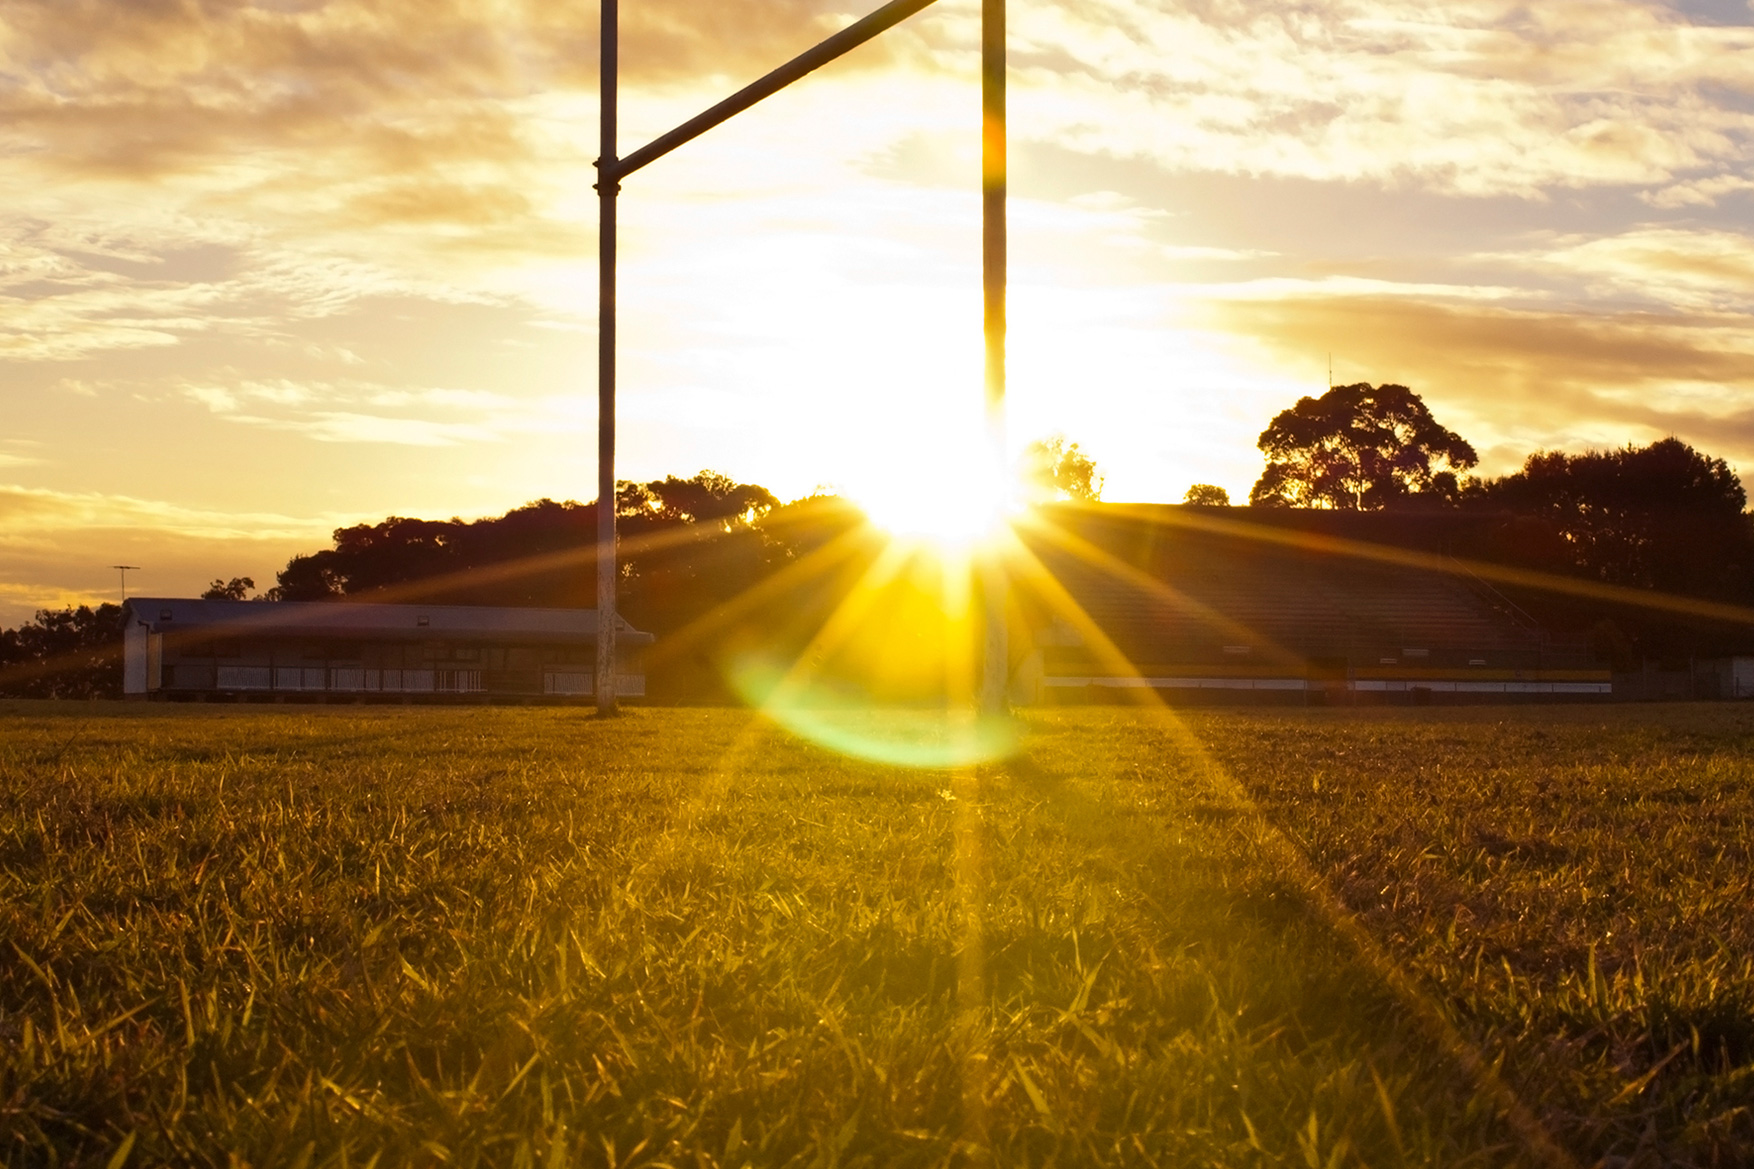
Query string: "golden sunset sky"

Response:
xmin=6 ymin=0 xmax=1754 ymax=619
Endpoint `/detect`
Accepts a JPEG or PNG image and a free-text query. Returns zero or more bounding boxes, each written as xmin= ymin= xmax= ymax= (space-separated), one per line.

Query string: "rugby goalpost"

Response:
xmin=594 ymin=0 xmax=1008 ymax=715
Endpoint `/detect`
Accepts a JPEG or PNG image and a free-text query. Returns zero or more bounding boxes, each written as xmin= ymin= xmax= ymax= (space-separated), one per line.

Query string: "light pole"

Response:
xmin=594 ymin=0 xmax=1006 ymax=715
xmin=595 ymin=0 xmax=619 ymax=715
xmin=111 ymin=565 xmax=141 ymax=601
xmin=980 ymin=0 xmax=1008 ymax=715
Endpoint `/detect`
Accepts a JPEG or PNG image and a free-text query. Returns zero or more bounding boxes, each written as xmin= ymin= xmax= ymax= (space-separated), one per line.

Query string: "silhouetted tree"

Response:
xmin=1251 ymin=383 xmax=1477 ymax=509
xmin=620 ymin=472 xmax=778 ymax=530
xmin=1473 ymin=438 xmax=1752 ymax=596
xmin=201 ymin=576 xmax=256 ymax=600
xmin=262 ymin=470 xmax=818 ymax=700
xmin=1023 ymin=436 xmax=1103 ymax=503
xmin=0 ymin=604 xmax=124 ymax=698
xmin=1183 ymin=484 xmax=1230 ymax=506
xmin=270 ymin=470 xmax=787 ymax=619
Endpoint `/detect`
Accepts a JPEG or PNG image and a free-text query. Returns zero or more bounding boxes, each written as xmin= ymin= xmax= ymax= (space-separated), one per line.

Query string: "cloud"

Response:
xmin=1012 ymin=0 xmax=1754 ymax=198
xmin=1493 ymin=227 xmax=1754 ymax=311
xmin=0 ymin=483 xmax=338 ymax=541
xmin=8 ymin=0 xmax=1754 ymax=241
xmin=0 ymin=439 xmax=45 ymax=469
xmin=1210 ymin=291 xmax=1754 ymax=466
xmin=0 ymin=580 xmax=112 ymax=619
xmin=1161 ymin=244 xmax=1277 ymax=262
xmin=269 ymin=411 xmax=506 ymax=446
xmin=1640 ymin=173 xmax=1754 ymax=208
xmin=0 ymin=212 xmax=512 ymax=361
xmin=174 ymin=377 xmax=591 ymax=446
xmin=1195 ymin=275 xmax=1523 ymax=302
xmin=0 ymin=484 xmax=348 ymax=625
xmin=0 ymin=0 xmax=922 ymax=187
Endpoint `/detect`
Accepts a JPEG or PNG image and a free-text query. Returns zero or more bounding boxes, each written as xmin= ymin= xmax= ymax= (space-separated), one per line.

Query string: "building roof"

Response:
xmin=120 ymin=598 xmax=654 ymax=645
xmin=1023 ymin=506 xmax=1561 ymax=667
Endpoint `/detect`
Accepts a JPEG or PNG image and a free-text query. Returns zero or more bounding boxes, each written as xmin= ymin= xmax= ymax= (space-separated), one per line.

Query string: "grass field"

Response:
xmin=2 ymin=702 xmax=1751 ymax=1168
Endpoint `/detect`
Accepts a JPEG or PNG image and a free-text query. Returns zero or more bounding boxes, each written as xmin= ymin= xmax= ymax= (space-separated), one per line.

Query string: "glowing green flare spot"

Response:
xmin=730 ymin=654 xmax=1017 ymax=768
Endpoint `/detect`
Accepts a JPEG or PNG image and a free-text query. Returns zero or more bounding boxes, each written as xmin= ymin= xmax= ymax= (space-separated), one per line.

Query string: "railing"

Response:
xmin=1445 ymin=555 xmax=1545 ymax=637
xmin=211 ymin=667 xmax=483 ymax=693
xmin=545 ymin=671 xmax=646 ymax=698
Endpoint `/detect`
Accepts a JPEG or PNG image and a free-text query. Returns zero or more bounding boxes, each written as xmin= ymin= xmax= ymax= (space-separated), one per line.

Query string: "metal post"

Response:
xmin=979 ymin=0 xmax=1008 ymax=714
xmin=613 ymin=0 xmax=940 ymax=181
xmin=595 ymin=0 xmax=620 ymax=716
xmin=588 ymin=0 xmax=944 ymax=717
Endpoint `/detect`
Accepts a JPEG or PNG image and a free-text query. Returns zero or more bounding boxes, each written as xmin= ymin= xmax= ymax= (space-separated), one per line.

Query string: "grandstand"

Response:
xmin=1020 ymin=505 xmax=1609 ymax=703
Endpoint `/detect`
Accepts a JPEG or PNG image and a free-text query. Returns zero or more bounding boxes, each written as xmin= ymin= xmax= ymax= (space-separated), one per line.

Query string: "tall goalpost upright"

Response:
xmin=595 ymin=0 xmax=1007 ymax=716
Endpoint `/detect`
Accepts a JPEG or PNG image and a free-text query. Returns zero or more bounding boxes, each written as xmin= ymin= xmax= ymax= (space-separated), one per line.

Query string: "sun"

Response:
xmin=851 ymin=447 xmax=1014 ymax=548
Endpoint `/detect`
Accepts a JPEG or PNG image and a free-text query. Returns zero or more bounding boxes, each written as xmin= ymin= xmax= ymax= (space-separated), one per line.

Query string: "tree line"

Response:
xmin=1212 ymin=382 xmax=1752 ymax=602
xmin=4 ymin=387 xmax=1751 ymax=696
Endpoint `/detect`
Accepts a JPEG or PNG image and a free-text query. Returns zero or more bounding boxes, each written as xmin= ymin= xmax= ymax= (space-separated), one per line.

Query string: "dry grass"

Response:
xmin=0 ymin=701 xmax=1750 ymax=1167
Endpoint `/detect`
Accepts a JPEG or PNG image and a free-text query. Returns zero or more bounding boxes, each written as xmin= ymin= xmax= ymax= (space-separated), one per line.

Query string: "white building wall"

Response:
xmin=123 ymin=621 xmax=149 ymax=695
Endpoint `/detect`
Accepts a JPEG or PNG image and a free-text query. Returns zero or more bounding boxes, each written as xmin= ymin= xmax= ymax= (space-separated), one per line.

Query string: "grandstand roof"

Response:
xmin=120 ymin=598 xmax=654 ymax=645
xmin=1023 ymin=505 xmax=1557 ymax=668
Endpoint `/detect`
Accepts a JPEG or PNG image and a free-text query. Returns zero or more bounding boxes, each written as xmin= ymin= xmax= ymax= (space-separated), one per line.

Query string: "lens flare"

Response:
xmin=728 ymin=652 xmax=1018 ymax=767
xmin=849 ymin=443 xmax=1013 ymax=550
xmin=720 ymin=525 xmax=1016 ymax=768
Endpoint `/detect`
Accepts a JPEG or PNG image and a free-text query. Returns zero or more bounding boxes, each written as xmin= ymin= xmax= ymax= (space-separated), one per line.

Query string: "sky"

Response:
xmin=7 ymin=0 xmax=1754 ymax=621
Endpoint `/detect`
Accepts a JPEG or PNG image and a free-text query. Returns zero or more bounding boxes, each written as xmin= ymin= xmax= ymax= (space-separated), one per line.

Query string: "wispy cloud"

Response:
xmin=1491 ymin=227 xmax=1754 ymax=312
xmin=175 ymin=378 xmax=591 ymax=446
xmin=0 ymin=484 xmax=354 ymax=624
xmin=1015 ymin=0 xmax=1754 ymax=198
xmin=1210 ymin=291 xmax=1754 ymax=467
xmin=0 ymin=483 xmax=341 ymax=541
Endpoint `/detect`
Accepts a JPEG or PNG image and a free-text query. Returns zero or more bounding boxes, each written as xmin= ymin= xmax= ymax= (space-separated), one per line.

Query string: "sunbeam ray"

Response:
xmin=1015 ymin=509 xmax=1302 ymax=669
xmin=640 ymin=525 xmax=873 ymax=672
xmin=991 ymin=520 xmax=1584 ymax=1166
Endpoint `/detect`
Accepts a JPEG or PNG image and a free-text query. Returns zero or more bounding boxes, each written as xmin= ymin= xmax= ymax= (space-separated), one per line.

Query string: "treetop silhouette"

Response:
xmin=1023 ymin=436 xmax=1103 ymax=503
xmin=1476 ymin=437 xmax=1751 ymax=595
xmin=1251 ymin=382 xmax=1478 ymax=510
xmin=1184 ymin=484 xmax=1230 ymax=507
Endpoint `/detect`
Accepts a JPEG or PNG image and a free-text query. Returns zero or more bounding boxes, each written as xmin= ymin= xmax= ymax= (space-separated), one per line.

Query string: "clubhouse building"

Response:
xmin=120 ymin=598 xmax=652 ymax=702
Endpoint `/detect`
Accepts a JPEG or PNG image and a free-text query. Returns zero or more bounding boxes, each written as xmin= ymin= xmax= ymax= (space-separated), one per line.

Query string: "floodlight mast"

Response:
xmin=979 ymin=0 xmax=1008 ymax=715
xmin=595 ymin=0 xmax=619 ymax=714
xmin=595 ymin=0 xmax=1006 ymax=715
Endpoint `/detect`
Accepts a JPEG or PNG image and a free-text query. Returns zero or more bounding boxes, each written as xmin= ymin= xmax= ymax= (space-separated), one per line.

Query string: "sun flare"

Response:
xmin=851 ymin=447 xmax=1014 ymax=549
